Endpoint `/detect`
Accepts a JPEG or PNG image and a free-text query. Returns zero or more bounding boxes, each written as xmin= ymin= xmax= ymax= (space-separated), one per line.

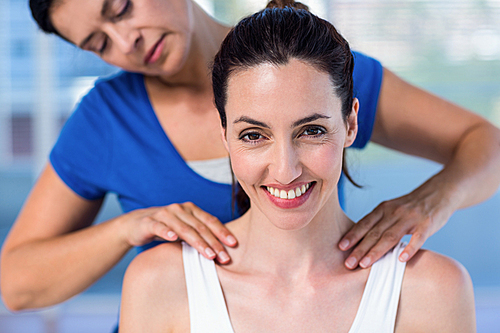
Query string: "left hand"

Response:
xmin=339 ymin=182 xmax=456 ymax=269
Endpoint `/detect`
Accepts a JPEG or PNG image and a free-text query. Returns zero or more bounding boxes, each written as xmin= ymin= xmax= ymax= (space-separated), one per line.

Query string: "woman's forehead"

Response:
xmin=225 ymin=59 xmax=341 ymax=123
xmin=50 ymin=0 xmax=104 ymax=45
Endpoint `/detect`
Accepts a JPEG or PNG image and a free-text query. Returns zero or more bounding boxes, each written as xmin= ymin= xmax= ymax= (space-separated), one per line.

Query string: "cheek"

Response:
xmin=307 ymin=143 xmax=344 ymax=184
xmin=229 ymin=147 xmax=263 ymax=187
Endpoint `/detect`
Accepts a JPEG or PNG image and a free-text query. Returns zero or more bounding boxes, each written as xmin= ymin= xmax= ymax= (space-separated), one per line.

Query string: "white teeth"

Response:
xmin=266 ymin=183 xmax=312 ymax=200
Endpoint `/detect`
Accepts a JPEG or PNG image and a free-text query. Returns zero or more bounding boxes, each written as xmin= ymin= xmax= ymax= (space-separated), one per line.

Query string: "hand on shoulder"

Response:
xmin=396 ymin=249 xmax=476 ymax=333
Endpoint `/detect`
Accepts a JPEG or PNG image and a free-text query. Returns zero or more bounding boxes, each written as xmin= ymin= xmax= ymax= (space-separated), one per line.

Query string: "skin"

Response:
xmin=2 ymin=0 xmax=499 ymax=311
xmin=119 ymin=60 xmax=476 ymax=332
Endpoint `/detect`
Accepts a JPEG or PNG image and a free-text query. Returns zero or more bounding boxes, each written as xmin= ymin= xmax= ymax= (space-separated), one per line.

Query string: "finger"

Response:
xmin=339 ymin=206 xmax=384 ymax=251
xmin=159 ymin=207 xmax=228 ymax=262
xmin=188 ymin=203 xmax=238 ymax=247
xmin=399 ymin=229 xmax=429 ymax=262
xmin=343 ymin=216 xmax=401 ymax=269
xmin=357 ymin=222 xmax=411 ymax=268
xmin=183 ymin=218 xmax=231 ymax=264
xmin=149 ymin=221 xmax=178 ymax=241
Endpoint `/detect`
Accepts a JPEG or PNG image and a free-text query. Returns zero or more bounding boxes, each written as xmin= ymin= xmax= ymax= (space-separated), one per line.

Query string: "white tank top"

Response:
xmin=182 ymin=242 xmax=407 ymax=333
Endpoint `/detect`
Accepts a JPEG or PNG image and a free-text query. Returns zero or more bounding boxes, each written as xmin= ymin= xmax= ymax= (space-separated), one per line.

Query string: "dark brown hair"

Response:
xmin=212 ymin=1 xmax=358 ymax=215
xmin=30 ymin=0 xmax=63 ymax=37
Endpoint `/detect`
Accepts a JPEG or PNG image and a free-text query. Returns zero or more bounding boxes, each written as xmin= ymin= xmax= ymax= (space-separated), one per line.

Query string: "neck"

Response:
xmin=227 ymin=193 xmax=354 ymax=278
xmin=154 ymin=1 xmax=230 ymax=89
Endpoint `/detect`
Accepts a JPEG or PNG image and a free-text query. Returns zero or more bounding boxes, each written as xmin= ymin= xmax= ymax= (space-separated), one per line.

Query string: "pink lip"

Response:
xmin=263 ymin=182 xmax=315 ymax=209
xmin=144 ymin=34 xmax=166 ymax=65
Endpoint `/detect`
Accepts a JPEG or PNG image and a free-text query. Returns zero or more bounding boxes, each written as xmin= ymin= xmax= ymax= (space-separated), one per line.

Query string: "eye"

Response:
xmin=98 ymin=38 xmax=108 ymax=54
xmin=86 ymin=33 xmax=109 ymax=55
xmin=239 ymin=131 xmax=266 ymax=144
xmin=300 ymin=126 xmax=326 ymax=137
xmin=242 ymin=132 xmax=262 ymax=141
xmin=116 ymin=0 xmax=132 ymax=18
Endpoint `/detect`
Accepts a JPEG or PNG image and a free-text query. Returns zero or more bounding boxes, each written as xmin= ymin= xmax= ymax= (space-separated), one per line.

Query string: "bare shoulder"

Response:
xmin=395 ymin=249 xmax=476 ymax=333
xmin=120 ymin=243 xmax=189 ymax=333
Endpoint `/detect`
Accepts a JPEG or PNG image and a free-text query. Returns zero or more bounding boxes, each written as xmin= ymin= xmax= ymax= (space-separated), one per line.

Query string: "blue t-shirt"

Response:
xmin=50 ymin=51 xmax=382 ymax=251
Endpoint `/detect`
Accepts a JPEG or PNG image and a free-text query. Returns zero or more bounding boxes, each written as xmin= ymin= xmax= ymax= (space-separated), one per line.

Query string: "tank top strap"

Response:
xmin=349 ymin=242 xmax=407 ymax=333
xmin=182 ymin=242 xmax=235 ymax=333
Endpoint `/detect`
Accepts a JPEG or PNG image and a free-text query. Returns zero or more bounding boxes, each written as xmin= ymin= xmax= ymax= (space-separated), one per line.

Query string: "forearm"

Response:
xmin=1 ymin=216 xmax=132 ymax=311
xmin=424 ymin=121 xmax=500 ymax=210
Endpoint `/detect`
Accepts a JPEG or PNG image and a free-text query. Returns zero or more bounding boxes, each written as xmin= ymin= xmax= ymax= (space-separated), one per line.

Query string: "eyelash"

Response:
xmin=116 ymin=0 xmax=132 ymax=18
xmin=240 ymin=131 xmax=265 ymax=144
xmin=98 ymin=0 xmax=132 ymax=54
xmin=239 ymin=126 xmax=326 ymax=145
xmin=300 ymin=126 xmax=326 ymax=138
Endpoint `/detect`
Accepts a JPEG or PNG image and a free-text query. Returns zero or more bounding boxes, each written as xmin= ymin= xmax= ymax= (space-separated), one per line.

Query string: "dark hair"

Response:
xmin=212 ymin=1 xmax=358 ymax=215
xmin=30 ymin=0 xmax=63 ymax=37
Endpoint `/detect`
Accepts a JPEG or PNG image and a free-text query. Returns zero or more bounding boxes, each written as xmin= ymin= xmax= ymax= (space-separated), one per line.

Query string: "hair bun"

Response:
xmin=266 ymin=0 xmax=309 ymax=11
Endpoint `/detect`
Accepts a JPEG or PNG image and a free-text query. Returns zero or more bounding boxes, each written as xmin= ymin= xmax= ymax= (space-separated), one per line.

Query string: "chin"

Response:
xmin=266 ymin=212 xmax=316 ymax=231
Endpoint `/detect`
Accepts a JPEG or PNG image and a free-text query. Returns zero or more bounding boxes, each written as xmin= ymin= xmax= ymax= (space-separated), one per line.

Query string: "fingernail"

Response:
xmin=360 ymin=257 xmax=371 ymax=268
xmin=346 ymin=257 xmax=357 ymax=269
xmin=218 ymin=251 xmax=230 ymax=262
xmin=339 ymin=239 xmax=350 ymax=250
xmin=226 ymin=235 xmax=237 ymax=245
xmin=400 ymin=253 xmax=409 ymax=262
xmin=205 ymin=248 xmax=216 ymax=258
xmin=167 ymin=231 xmax=177 ymax=239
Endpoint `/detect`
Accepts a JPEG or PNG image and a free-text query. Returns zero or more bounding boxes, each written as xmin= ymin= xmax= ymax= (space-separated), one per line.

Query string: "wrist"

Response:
xmin=110 ymin=213 xmax=136 ymax=250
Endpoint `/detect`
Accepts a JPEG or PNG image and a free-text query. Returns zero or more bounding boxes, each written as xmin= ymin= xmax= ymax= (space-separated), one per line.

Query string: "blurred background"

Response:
xmin=0 ymin=0 xmax=499 ymax=331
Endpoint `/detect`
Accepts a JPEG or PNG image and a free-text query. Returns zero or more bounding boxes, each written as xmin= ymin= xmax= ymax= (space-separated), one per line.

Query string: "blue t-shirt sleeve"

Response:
xmin=351 ymin=51 xmax=383 ymax=149
xmin=50 ymin=83 xmax=112 ymax=200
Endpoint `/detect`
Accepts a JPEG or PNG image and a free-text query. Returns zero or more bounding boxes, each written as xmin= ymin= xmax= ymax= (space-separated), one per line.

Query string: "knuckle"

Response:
xmin=183 ymin=202 xmax=195 ymax=208
xmin=411 ymin=231 xmax=426 ymax=242
xmin=140 ymin=216 xmax=154 ymax=225
xmin=176 ymin=225 xmax=192 ymax=236
xmin=195 ymin=223 xmax=209 ymax=234
xmin=366 ymin=230 xmax=382 ymax=241
xmin=392 ymin=204 xmax=409 ymax=216
xmin=192 ymin=240 xmax=205 ymax=250
xmin=205 ymin=215 xmax=220 ymax=225
xmin=381 ymin=231 xmax=400 ymax=243
xmin=168 ymin=203 xmax=183 ymax=213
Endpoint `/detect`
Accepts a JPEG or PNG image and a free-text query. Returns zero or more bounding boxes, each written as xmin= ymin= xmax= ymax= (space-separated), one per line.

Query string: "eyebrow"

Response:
xmin=78 ymin=0 xmax=111 ymax=49
xmin=292 ymin=113 xmax=331 ymax=127
xmin=233 ymin=113 xmax=330 ymax=128
xmin=233 ymin=116 xmax=270 ymax=128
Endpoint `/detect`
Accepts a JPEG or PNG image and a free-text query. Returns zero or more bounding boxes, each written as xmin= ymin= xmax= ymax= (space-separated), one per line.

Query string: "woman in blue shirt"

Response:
xmin=1 ymin=0 xmax=499 ymax=312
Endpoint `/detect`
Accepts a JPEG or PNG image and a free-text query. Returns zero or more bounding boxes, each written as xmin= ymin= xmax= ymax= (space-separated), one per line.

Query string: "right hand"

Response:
xmin=121 ymin=202 xmax=237 ymax=263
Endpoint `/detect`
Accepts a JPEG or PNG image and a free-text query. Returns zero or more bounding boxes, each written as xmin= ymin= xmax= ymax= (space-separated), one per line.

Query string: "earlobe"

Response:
xmin=344 ymin=98 xmax=359 ymax=148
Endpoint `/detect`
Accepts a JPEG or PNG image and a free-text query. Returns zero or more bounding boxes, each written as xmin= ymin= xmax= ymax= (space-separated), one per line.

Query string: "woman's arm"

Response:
xmin=340 ymin=68 xmax=500 ymax=269
xmin=1 ymin=164 xmax=128 ymax=310
xmin=0 ymin=163 xmax=236 ymax=310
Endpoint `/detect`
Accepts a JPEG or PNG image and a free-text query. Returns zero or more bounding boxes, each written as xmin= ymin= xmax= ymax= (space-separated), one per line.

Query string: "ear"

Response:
xmin=344 ymin=98 xmax=359 ymax=148
xmin=220 ymin=123 xmax=229 ymax=152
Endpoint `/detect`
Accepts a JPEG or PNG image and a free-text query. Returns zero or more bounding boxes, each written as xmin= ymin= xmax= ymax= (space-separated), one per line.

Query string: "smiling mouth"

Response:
xmin=265 ymin=182 xmax=314 ymax=200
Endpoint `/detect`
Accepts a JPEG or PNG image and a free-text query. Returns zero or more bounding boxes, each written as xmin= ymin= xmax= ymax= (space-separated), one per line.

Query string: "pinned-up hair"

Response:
xmin=212 ymin=3 xmax=354 ymax=129
xmin=212 ymin=2 xmax=358 ymax=214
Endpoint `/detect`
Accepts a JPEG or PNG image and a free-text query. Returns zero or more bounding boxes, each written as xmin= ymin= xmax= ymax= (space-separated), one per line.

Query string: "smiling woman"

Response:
xmin=2 ymin=0 xmax=498 ymax=329
xmin=119 ymin=5 xmax=475 ymax=333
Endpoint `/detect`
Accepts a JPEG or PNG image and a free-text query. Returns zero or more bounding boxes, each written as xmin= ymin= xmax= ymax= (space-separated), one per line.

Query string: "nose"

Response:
xmin=105 ymin=23 xmax=141 ymax=54
xmin=268 ymin=139 xmax=302 ymax=185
